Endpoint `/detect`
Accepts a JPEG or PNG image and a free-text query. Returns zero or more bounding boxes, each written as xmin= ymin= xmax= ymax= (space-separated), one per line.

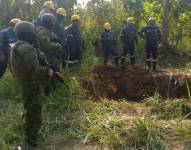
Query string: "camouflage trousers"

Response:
xmin=22 ymin=83 xmax=42 ymax=146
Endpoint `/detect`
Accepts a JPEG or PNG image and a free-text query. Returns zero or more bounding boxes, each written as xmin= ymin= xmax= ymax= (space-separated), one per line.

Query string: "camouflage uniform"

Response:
xmin=37 ymin=26 xmax=62 ymax=71
xmin=10 ymin=41 xmax=49 ymax=147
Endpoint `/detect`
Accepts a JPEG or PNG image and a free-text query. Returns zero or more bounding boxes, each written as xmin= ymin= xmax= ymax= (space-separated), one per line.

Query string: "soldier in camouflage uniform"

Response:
xmin=37 ymin=13 xmax=62 ymax=96
xmin=10 ymin=21 xmax=54 ymax=149
xmin=37 ymin=13 xmax=62 ymax=72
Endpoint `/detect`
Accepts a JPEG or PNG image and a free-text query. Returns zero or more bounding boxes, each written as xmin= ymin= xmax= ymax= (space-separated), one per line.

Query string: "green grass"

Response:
xmin=0 ymin=59 xmax=191 ymax=149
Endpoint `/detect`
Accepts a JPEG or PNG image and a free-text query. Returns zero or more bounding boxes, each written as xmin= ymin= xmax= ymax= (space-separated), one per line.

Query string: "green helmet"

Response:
xmin=14 ymin=21 xmax=36 ymax=35
xmin=14 ymin=21 xmax=36 ymax=43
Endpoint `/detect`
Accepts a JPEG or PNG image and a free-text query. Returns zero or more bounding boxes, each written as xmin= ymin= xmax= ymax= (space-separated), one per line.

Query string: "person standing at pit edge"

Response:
xmin=64 ymin=15 xmax=84 ymax=66
xmin=139 ymin=17 xmax=161 ymax=71
xmin=54 ymin=8 xmax=67 ymax=67
xmin=99 ymin=23 xmax=119 ymax=66
xmin=0 ymin=18 xmax=21 ymax=78
xmin=120 ymin=17 xmax=137 ymax=66
xmin=34 ymin=1 xmax=55 ymax=26
xmin=10 ymin=21 xmax=54 ymax=149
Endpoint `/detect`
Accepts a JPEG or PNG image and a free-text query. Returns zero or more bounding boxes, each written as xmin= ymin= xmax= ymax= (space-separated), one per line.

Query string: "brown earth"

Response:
xmin=78 ymin=65 xmax=191 ymax=101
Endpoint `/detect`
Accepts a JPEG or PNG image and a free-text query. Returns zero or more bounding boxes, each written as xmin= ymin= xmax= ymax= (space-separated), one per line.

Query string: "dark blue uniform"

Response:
xmin=54 ymin=18 xmax=67 ymax=67
xmin=99 ymin=30 xmax=119 ymax=66
xmin=0 ymin=27 xmax=17 ymax=77
xmin=54 ymin=19 xmax=67 ymax=47
xmin=139 ymin=25 xmax=161 ymax=61
xmin=120 ymin=25 xmax=137 ymax=65
xmin=65 ymin=24 xmax=83 ymax=63
xmin=34 ymin=10 xmax=55 ymax=26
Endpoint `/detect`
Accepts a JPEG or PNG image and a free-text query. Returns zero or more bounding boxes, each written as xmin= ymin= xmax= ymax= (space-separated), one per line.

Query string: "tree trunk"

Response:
xmin=161 ymin=0 xmax=175 ymax=50
xmin=0 ymin=0 xmax=9 ymax=24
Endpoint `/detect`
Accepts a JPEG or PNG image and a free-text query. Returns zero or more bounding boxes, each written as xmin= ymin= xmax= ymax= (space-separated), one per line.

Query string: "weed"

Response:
xmin=125 ymin=118 xmax=165 ymax=150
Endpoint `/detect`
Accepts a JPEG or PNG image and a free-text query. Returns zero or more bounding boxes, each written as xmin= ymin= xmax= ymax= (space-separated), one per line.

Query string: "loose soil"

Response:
xmin=78 ymin=65 xmax=191 ymax=101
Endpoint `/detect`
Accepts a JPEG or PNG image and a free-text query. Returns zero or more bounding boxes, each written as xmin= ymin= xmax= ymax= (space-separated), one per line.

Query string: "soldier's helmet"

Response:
xmin=41 ymin=13 xmax=56 ymax=29
xmin=14 ymin=21 xmax=36 ymax=44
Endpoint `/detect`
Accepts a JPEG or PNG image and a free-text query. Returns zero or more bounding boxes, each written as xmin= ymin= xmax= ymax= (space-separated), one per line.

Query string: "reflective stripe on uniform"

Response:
xmin=67 ymin=34 xmax=74 ymax=38
xmin=146 ymin=59 xmax=151 ymax=61
xmin=64 ymin=60 xmax=79 ymax=64
xmin=122 ymin=54 xmax=129 ymax=58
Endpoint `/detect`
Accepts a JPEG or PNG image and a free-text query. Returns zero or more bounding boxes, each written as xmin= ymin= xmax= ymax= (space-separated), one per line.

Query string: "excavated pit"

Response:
xmin=78 ymin=65 xmax=191 ymax=101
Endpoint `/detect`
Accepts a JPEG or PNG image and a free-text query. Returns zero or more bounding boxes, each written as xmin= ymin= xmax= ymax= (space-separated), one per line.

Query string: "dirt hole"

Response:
xmin=78 ymin=65 xmax=191 ymax=101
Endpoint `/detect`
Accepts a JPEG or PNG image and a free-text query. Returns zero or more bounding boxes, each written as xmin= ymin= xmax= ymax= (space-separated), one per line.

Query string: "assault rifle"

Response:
xmin=37 ymin=49 xmax=64 ymax=84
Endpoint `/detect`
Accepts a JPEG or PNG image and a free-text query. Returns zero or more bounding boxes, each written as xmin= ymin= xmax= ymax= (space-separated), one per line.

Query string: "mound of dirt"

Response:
xmin=78 ymin=65 xmax=191 ymax=101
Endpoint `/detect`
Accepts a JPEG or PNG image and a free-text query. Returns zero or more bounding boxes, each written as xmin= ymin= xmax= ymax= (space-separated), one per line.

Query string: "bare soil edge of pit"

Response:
xmin=77 ymin=65 xmax=191 ymax=101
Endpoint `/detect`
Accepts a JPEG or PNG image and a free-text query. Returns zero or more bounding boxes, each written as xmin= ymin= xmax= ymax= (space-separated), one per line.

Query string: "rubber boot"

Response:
xmin=153 ymin=60 xmax=157 ymax=71
xmin=114 ymin=57 xmax=119 ymax=66
xmin=131 ymin=56 xmax=135 ymax=66
xmin=146 ymin=60 xmax=152 ymax=69
xmin=121 ymin=57 xmax=126 ymax=66
xmin=27 ymin=145 xmax=38 ymax=150
xmin=22 ymin=144 xmax=38 ymax=150
xmin=104 ymin=58 xmax=108 ymax=65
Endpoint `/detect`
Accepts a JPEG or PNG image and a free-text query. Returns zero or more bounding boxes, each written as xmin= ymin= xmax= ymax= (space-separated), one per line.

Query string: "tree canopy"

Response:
xmin=0 ymin=0 xmax=191 ymax=52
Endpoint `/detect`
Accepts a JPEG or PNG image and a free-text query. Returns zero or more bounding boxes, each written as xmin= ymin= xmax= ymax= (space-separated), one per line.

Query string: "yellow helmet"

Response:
xmin=56 ymin=8 xmax=66 ymax=16
xmin=104 ymin=23 xmax=112 ymax=30
xmin=71 ymin=15 xmax=80 ymax=21
xmin=43 ymin=1 xmax=55 ymax=10
xmin=9 ymin=18 xmax=21 ymax=25
xmin=127 ymin=17 xmax=135 ymax=24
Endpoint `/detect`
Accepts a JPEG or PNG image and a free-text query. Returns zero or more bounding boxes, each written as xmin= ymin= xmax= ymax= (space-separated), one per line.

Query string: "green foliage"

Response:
xmin=126 ymin=118 xmax=164 ymax=150
xmin=1 ymin=0 xmax=191 ymax=149
xmin=44 ymin=72 xmax=79 ymax=117
xmin=146 ymin=92 xmax=163 ymax=106
xmin=0 ymin=111 xmax=23 ymax=147
xmin=1 ymin=69 xmax=191 ymax=149
xmin=148 ymin=98 xmax=191 ymax=120
xmin=0 ymin=71 xmax=22 ymax=102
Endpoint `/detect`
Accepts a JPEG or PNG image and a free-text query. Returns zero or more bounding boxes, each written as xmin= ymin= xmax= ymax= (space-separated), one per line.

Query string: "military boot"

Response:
xmin=153 ymin=60 xmax=157 ymax=71
xmin=146 ymin=59 xmax=152 ymax=69
xmin=130 ymin=56 xmax=135 ymax=66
